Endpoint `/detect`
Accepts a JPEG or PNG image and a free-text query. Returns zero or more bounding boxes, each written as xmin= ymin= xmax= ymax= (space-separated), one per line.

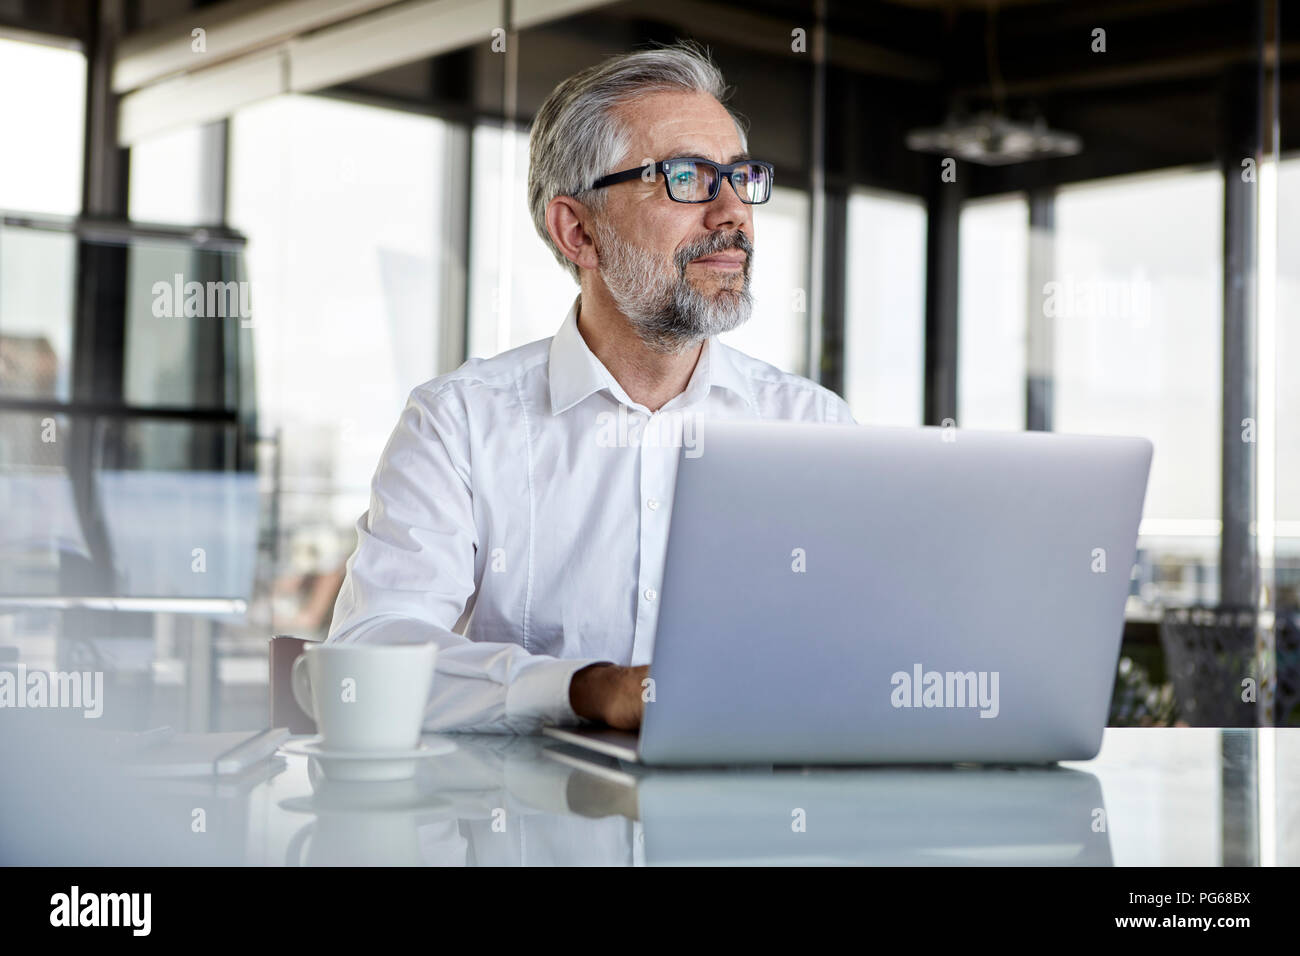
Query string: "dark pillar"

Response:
xmin=805 ymin=0 xmax=829 ymax=384
xmin=817 ymin=187 xmax=849 ymax=396
xmin=1026 ymin=188 xmax=1056 ymax=432
xmin=1219 ymin=6 xmax=1265 ymax=608
xmin=923 ymin=170 xmax=962 ymax=426
xmin=66 ymin=0 xmax=130 ymax=596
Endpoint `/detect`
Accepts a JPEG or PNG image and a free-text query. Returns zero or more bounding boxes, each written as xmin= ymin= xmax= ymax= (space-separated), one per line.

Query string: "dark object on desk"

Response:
xmin=270 ymin=634 xmax=320 ymax=734
xmin=1161 ymin=606 xmax=1300 ymax=727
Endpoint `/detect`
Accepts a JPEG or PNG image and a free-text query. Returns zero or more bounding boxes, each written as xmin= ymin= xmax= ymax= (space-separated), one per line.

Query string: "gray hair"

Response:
xmin=527 ymin=40 xmax=749 ymax=283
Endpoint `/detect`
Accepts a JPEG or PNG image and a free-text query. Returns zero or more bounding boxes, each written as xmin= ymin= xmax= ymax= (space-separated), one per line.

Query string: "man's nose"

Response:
xmin=702 ymin=176 xmax=751 ymax=231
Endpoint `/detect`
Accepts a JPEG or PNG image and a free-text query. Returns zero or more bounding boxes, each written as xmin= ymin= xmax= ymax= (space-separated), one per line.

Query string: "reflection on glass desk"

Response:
xmin=1 ymin=726 xmax=1296 ymax=866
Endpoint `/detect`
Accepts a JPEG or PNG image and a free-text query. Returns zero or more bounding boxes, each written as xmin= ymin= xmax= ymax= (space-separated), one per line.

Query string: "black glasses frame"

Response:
xmin=587 ymin=157 xmax=775 ymax=204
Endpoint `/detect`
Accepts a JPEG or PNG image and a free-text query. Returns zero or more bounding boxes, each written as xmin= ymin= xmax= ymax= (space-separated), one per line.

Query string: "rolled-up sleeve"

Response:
xmin=326 ymin=384 xmax=607 ymax=734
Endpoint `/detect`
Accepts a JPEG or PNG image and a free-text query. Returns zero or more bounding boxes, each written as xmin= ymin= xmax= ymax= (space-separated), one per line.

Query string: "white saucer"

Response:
xmin=279 ymin=790 xmax=452 ymax=816
xmin=282 ymin=737 xmax=457 ymax=760
xmin=281 ymin=736 xmax=457 ymax=781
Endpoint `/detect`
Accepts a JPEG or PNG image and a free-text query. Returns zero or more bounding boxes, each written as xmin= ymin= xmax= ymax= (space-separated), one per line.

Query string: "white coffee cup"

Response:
xmin=291 ymin=643 xmax=437 ymax=752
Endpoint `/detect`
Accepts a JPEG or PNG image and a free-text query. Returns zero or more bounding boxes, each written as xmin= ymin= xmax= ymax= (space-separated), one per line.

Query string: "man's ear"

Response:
xmin=546 ymin=196 xmax=600 ymax=272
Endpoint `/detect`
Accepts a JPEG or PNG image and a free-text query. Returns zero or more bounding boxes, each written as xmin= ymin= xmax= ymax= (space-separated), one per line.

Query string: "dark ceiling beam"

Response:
xmin=0 ymin=0 xmax=93 ymax=41
xmin=954 ymin=43 xmax=1300 ymax=99
xmin=992 ymin=0 xmax=1228 ymax=31
xmin=608 ymin=0 xmax=943 ymax=83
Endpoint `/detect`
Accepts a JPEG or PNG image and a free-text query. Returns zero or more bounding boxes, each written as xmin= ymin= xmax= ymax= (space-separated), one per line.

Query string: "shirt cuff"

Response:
xmin=505 ymin=657 xmax=613 ymax=728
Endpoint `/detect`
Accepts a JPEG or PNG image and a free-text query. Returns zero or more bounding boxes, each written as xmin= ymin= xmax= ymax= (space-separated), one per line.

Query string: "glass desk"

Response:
xmin=2 ymin=725 xmax=1296 ymax=866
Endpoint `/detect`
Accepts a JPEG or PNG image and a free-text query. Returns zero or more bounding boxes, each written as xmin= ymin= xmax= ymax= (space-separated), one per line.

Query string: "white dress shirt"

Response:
xmin=326 ymin=294 xmax=855 ymax=733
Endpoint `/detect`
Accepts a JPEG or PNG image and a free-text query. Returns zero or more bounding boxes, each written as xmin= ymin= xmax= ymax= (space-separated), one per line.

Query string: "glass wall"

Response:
xmin=0 ymin=35 xmax=88 ymax=685
xmin=1055 ymin=168 xmax=1224 ymax=609
xmin=843 ymin=188 xmax=926 ymax=425
xmin=467 ymin=123 xmax=579 ymax=357
xmin=0 ymin=36 xmax=85 ymax=216
xmin=1274 ymin=156 xmax=1300 ymax=608
xmin=229 ymin=94 xmax=450 ymax=639
xmin=0 ymin=35 xmax=85 ymax=403
xmin=957 ymin=194 xmax=1028 ymax=431
xmin=0 ymin=226 xmax=78 ymax=401
xmin=127 ymin=124 xmax=210 ymax=226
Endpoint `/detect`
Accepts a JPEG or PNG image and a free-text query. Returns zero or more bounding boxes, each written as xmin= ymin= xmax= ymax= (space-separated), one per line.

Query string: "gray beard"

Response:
xmin=594 ymin=221 xmax=753 ymax=354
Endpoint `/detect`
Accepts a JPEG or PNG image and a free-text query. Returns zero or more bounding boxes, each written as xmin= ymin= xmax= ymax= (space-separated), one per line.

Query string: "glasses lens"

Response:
xmin=664 ymin=160 xmax=717 ymax=202
xmin=732 ymin=163 xmax=770 ymax=203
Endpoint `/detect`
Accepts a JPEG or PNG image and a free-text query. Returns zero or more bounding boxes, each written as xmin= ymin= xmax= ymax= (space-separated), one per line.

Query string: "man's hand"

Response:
xmin=569 ymin=663 xmax=651 ymax=730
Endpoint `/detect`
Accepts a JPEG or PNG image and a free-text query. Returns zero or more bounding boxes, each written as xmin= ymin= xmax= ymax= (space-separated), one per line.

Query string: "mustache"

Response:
xmin=675 ymin=231 xmax=753 ymax=273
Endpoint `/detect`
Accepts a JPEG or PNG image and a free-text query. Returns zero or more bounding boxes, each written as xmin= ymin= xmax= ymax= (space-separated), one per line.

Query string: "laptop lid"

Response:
xmin=638 ymin=421 xmax=1152 ymax=766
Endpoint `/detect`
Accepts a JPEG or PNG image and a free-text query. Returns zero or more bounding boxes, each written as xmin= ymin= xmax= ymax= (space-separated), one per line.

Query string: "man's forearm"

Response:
xmin=329 ymin=612 xmax=603 ymax=732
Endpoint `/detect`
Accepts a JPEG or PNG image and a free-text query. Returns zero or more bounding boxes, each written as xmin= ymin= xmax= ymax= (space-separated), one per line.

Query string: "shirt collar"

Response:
xmin=547 ymin=295 xmax=756 ymax=416
xmin=548 ymin=295 xmax=618 ymax=415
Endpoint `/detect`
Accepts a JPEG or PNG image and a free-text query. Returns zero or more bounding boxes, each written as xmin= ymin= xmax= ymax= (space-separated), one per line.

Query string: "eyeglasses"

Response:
xmin=588 ymin=157 xmax=775 ymax=204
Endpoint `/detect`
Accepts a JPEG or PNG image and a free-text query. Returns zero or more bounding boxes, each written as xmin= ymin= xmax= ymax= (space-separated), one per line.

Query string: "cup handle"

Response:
xmin=291 ymin=652 xmax=315 ymax=720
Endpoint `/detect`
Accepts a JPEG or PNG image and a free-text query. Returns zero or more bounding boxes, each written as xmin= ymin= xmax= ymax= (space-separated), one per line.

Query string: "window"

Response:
xmin=0 ymin=36 xmax=86 ymax=403
xmin=229 ymin=93 xmax=448 ymax=636
xmin=128 ymin=125 xmax=210 ymax=226
xmin=958 ymin=194 xmax=1028 ymax=430
xmin=1270 ymin=156 xmax=1300 ymax=606
xmin=0 ymin=36 xmax=85 ymax=216
xmin=844 ymin=188 xmax=926 ymax=425
xmin=0 ymin=225 xmax=77 ymax=400
xmin=468 ymin=124 xmax=579 ymax=357
xmin=1055 ymin=168 xmax=1222 ymax=606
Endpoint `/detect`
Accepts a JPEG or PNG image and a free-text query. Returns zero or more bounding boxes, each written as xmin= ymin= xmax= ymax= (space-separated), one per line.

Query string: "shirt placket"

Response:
xmin=630 ymin=409 xmax=672 ymax=666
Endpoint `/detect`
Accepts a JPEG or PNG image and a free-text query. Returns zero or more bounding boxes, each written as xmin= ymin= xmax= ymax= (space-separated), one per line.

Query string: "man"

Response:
xmin=326 ymin=40 xmax=854 ymax=733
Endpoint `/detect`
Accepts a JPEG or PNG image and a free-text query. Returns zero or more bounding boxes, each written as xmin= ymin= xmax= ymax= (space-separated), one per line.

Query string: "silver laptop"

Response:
xmin=544 ymin=420 xmax=1152 ymax=766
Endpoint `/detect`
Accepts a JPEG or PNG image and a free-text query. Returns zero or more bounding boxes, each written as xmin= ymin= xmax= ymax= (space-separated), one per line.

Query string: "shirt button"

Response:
xmin=643 ymin=588 xmax=657 ymax=602
xmin=646 ymin=498 xmax=660 ymax=511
